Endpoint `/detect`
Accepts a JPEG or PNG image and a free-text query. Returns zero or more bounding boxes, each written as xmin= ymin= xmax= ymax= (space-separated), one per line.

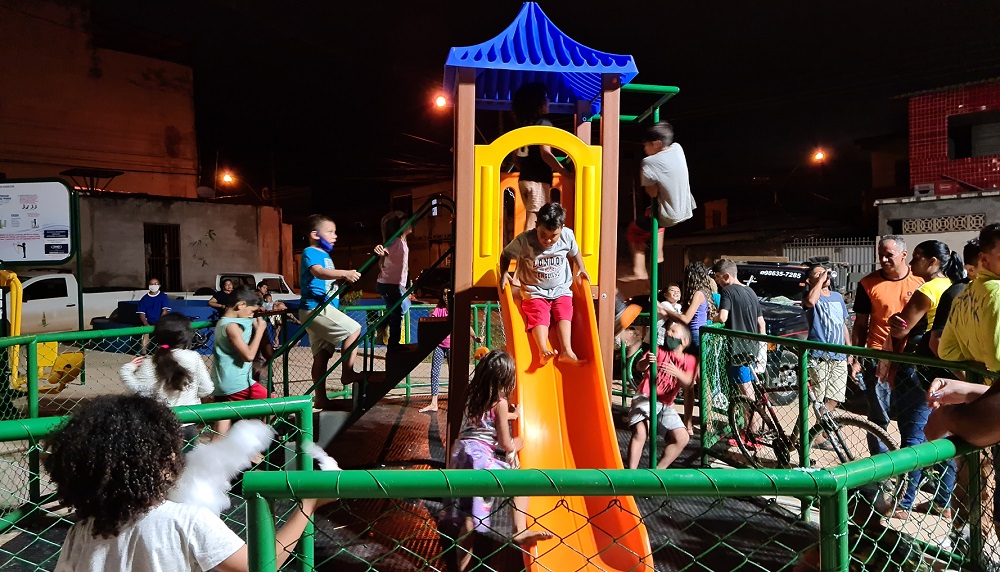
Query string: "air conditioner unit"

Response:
xmin=913 ymin=183 xmax=935 ymax=197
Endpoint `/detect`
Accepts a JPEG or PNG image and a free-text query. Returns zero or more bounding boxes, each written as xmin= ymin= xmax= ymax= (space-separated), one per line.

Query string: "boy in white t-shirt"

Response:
xmin=500 ymin=202 xmax=590 ymax=365
xmin=640 ymin=121 xmax=695 ymax=229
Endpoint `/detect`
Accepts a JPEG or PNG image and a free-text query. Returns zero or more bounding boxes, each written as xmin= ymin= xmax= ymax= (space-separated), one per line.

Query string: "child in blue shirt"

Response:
xmin=300 ymin=214 xmax=364 ymax=408
xmin=136 ymin=278 xmax=170 ymax=326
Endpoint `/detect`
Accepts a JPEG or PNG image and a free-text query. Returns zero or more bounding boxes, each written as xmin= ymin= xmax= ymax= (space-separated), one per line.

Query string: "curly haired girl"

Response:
xmin=47 ymin=394 xmax=327 ymax=571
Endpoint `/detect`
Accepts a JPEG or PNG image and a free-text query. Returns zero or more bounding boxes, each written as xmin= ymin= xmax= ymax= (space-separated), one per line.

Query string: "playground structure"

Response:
xmin=0 ymin=4 xmax=995 ymax=572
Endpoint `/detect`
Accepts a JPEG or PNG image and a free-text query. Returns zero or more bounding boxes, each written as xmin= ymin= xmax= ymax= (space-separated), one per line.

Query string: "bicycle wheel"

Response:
xmin=808 ymin=415 xmax=901 ymax=517
xmin=807 ymin=415 xmax=897 ymax=466
xmin=728 ymin=396 xmax=794 ymax=468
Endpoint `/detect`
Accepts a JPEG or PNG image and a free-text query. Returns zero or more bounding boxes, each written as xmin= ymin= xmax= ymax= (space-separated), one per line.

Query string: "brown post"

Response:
xmin=447 ymin=66 xmax=478 ymax=451
xmin=598 ymin=74 xmax=621 ymax=396
xmin=575 ymin=100 xmax=592 ymax=144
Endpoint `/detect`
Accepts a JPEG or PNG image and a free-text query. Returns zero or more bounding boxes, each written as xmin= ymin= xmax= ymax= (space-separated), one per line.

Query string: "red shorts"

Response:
xmin=521 ymin=295 xmax=573 ymax=331
xmin=215 ymin=382 xmax=272 ymax=402
xmin=626 ymin=219 xmax=664 ymax=246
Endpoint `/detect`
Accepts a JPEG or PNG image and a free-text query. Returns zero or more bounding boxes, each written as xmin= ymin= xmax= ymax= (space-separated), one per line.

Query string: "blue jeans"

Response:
xmin=376 ymin=282 xmax=410 ymax=349
xmin=893 ymin=366 xmax=956 ymax=509
xmin=865 ymin=370 xmax=891 ymax=456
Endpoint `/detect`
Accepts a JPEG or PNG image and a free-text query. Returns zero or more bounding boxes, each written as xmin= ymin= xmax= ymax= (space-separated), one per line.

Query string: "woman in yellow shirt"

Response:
xmin=886 ymin=239 xmax=965 ymax=519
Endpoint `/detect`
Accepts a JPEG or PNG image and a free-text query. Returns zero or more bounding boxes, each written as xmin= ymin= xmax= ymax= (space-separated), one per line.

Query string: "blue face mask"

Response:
xmin=318 ymin=236 xmax=335 ymax=253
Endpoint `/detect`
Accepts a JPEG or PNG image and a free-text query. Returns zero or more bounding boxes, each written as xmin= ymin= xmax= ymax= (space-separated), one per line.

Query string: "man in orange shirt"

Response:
xmin=852 ymin=235 xmax=924 ymax=454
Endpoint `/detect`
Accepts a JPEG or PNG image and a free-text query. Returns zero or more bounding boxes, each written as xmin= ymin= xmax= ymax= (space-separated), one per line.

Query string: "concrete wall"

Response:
xmin=0 ymin=2 xmax=198 ymax=198
xmin=876 ymin=193 xmax=998 ymax=256
xmin=77 ymin=194 xmax=290 ymax=291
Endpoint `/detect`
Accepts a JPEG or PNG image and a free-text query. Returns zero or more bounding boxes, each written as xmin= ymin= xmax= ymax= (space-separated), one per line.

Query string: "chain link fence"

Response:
xmin=699 ymin=325 xmax=1000 ymax=569
xmin=242 ymin=436 xmax=984 ymax=571
xmin=0 ymin=396 xmax=314 ymax=571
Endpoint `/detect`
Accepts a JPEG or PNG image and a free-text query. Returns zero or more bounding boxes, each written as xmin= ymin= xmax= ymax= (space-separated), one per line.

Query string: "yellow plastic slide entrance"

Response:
xmin=472 ymin=125 xmax=603 ymax=288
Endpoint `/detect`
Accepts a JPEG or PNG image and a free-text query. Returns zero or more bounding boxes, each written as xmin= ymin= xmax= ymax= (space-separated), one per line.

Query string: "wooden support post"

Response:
xmin=598 ymin=74 xmax=621 ymax=396
xmin=575 ymin=100 xmax=592 ymax=144
xmin=447 ymin=67 xmax=477 ymax=452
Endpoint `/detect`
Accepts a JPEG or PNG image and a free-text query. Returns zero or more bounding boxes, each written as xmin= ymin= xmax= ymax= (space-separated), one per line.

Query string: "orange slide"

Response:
xmin=499 ymin=277 xmax=653 ymax=571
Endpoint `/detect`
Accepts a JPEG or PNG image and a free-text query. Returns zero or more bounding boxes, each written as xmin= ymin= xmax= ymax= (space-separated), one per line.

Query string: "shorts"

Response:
xmin=518 ymin=180 xmax=550 ymax=213
xmin=808 ymin=358 xmax=848 ymax=403
xmin=628 ymin=395 xmax=684 ymax=431
xmin=215 ymin=382 xmax=271 ymax=402
xmin=727 ymin=365 xmax=754 ymax=385
xmin=521 ymin=295 xmax=573 ymax=331
xmin=300 ymin=305 xmax=362 ymax=357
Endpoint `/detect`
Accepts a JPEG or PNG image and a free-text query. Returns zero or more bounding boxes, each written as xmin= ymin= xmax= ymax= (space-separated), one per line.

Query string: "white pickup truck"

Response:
xmin=7 ymin=271 xmax=150 ymax=334
xmin=4 ymin=271 xmax=298 ymax=335
xmin=172 ymin=272 xmax=298 ymax=303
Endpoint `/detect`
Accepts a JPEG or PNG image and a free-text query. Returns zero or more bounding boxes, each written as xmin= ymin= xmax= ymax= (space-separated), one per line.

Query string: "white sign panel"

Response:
xmin=0 ymin=180 xmax=73 ymax=264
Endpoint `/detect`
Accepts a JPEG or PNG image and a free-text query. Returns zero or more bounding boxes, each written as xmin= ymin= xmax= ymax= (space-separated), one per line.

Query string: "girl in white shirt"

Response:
xmin=120 ymin=313 xmax=213 ymax=441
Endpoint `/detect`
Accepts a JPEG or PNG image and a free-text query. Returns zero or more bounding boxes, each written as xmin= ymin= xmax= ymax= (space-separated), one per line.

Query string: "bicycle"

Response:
xmin=727 ymin=358 xmax=898 ymax=470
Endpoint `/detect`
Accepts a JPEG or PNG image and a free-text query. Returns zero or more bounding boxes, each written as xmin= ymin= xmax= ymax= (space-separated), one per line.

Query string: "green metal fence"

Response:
xmin=0 ymin=396 xmax=314 ymax=571
xmin=241 ymin=438 xmax=982 ymax=571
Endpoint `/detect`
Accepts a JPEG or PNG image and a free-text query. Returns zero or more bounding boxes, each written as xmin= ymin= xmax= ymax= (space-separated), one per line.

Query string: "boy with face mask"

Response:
xmin=626 ymin=322 xmax=696 ymax=469
xmin=299 ymin=214 xmax=365 ymax=408
xmin=137 ymin=278 xmax=170 ymax=326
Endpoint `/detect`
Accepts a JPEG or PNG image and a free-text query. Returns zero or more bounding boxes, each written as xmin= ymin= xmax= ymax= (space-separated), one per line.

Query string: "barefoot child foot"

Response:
xmin=557 ymin=351 xmax=581 ymax=364
xmin=512 ymin=528 xmax=555 ymax=546
xmin=541 ymin=348 xmax=558 ymax=364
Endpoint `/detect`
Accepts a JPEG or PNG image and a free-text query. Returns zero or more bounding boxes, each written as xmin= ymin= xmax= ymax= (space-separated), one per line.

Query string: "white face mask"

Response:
xmin=149 ymin=284 xmax=160 ymax=293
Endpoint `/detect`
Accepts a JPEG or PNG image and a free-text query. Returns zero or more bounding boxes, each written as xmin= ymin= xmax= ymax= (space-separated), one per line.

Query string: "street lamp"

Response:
xmin=218 ymin=171 xmax=265 ymax=202
xmin=812 ymin=150 xmax=826 ymax=163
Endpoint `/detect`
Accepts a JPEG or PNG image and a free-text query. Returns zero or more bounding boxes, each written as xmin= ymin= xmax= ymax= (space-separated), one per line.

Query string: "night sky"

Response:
xmin=88 ymin=0 xmax=1000 ymax=225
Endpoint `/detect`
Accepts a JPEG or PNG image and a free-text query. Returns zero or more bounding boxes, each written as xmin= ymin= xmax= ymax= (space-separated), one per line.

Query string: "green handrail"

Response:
xmin=700 ymin=323 xmax=992 ymax=378
xmin=301 ymin=246 xmax=455 ymax=400
xmin=268 ymin=195 xmax=456 ymax=387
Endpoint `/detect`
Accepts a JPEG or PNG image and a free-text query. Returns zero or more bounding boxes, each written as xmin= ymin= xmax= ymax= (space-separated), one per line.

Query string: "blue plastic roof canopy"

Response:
xmin=443 ymin=2 xmax=638 ymax=117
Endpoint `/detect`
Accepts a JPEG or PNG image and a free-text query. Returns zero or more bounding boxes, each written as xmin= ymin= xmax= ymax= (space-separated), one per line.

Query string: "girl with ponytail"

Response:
xmin=121 ymin=313 xmax=214 ymax=439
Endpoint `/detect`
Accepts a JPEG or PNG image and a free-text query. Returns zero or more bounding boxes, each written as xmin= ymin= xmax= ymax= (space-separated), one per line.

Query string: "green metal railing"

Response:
xmin=242 ymin=437 xmax=980 ymax=571
xmin=267 ymin=195 xmax=456 ymax=402
xmin=0 ymin=396 xmax=314 ymax=571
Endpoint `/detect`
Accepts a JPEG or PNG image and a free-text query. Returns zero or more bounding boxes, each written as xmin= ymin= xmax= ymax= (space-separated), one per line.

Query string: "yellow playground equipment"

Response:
xmin=1 ymin=270 xmax=84 ymax=394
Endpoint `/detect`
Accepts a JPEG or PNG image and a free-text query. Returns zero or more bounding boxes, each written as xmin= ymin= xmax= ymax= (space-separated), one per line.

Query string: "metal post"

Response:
xmin=484 ymin=301 xmax=493 ymax=348
xmin=648 ymin=197 xmax=659 ymax=469
xmin=27 ymin=341 xmax=39 ymax=503
xmin=281 ymin=313 xmax=289 ymax=397
xmin=404 ymin=311 xmax=412 ymax=398
xmin=248 ymin=494 xmax=277 ymax=572
xmin=799 ymin=347 xmax=811 ymax=520
xmin=969 ymin=448 xmax=984 ymax=570
xmin=699 ymin=329 xmax=710 ymax=467
xmin=619 ymin=343 xmax=628 ymax=408
xmin=295 ymin=399 xmax=314 ymax=569
xmin=819 ymin=487 xmax=849 ymax=572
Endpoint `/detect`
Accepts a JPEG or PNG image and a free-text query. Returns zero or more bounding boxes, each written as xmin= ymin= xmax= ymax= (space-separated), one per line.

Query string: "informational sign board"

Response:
xmin=0 ymin=180 xmax=73 ymax=264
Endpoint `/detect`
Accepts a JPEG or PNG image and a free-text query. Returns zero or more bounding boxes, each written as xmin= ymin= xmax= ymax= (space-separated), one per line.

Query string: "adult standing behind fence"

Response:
xmin=711 ymin=259 xmax=765 ymax=405
xmin=927 ymin=223 xmax=1000 ymax=444
xmin=884 ymin=240 xmax=964 ymax=519
xmin=851 ymin=235 xmax=924 ymax=455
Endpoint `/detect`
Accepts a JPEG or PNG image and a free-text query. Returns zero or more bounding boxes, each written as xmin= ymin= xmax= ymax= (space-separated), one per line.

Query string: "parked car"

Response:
xmin=2 ymin=271 xmax=150 ymax=334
